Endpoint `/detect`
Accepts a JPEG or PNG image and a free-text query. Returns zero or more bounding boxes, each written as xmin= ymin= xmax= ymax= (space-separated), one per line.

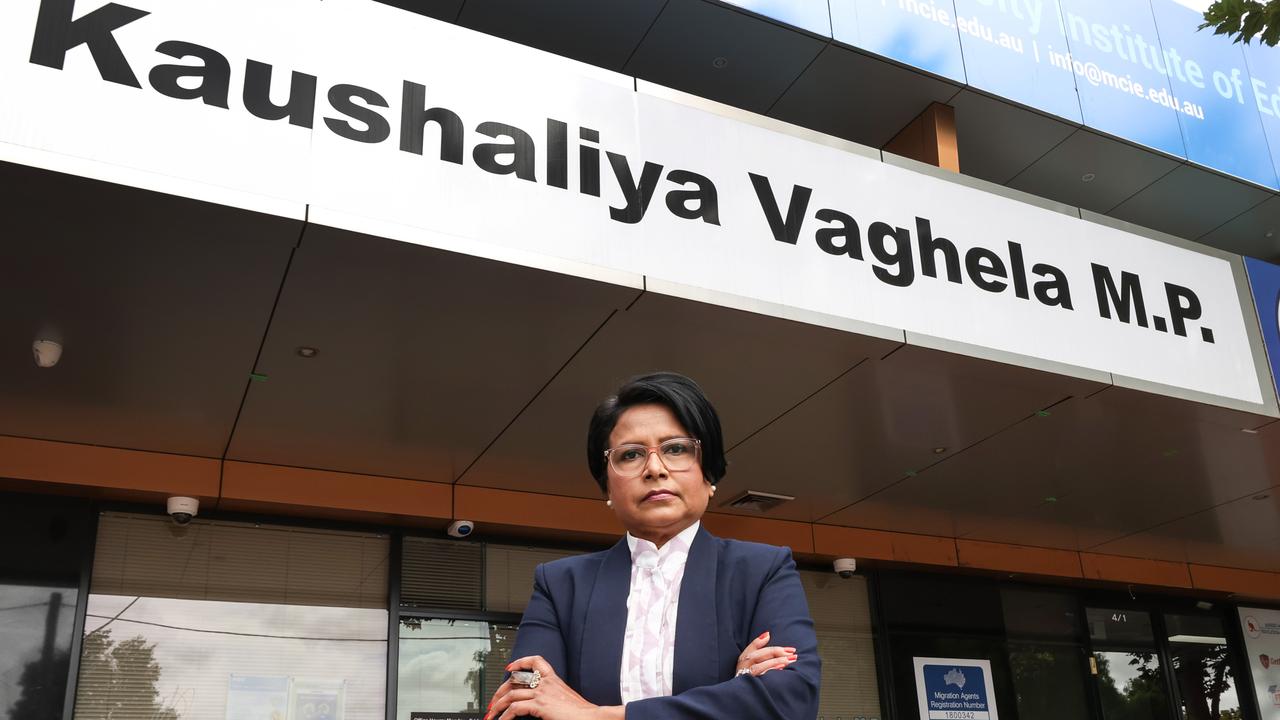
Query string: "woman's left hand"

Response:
xmin=486 ymin=656 xmax=621 ymax=720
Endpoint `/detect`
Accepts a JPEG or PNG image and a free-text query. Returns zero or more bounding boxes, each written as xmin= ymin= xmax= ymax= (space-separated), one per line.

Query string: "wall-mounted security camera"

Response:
xmin=166 ymin=496 xmax=199 ymax=525
xmin=833 ymin=558 xmax=857 ymax=578
xmin=447 ymin=520 xmax=475 ymax=538
xmin=32 ymin=339 xmax=63 ymax=368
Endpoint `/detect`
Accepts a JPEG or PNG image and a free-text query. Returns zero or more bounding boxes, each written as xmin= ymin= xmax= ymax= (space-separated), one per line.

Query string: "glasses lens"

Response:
xmin=658 ymin=439 xmax=698 ymax=471
xmin=610 ymin=446 xmax=649 ymax=476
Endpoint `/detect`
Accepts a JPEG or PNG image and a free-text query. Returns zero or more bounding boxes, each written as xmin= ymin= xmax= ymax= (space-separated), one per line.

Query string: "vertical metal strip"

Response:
xmin=61 ymin=506 xmax=100 ymax=720
xmin=385 ymin=530 xmax=402 ymax=720
xmin=866 ymin=570 xmax=897 ymax=720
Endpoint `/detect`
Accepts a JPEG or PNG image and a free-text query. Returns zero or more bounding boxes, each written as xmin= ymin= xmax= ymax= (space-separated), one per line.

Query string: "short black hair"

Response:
xmin=586 ymin=371 xmax=727 ymax=493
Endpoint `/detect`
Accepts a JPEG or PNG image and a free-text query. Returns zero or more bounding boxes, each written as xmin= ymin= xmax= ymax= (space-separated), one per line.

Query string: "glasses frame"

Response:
xmin=603 ymin=437 xmax=702 ymax=478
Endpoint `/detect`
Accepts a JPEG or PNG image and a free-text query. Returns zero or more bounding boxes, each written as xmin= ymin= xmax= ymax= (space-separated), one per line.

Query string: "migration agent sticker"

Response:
xmin=913 ymin=657 xmax=1000 ymax=720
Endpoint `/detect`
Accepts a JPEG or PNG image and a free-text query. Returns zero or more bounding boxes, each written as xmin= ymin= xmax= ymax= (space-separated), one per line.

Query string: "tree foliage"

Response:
xmin=71 ymin=630 xmax=179 ymax=720
xmin=1200 ymin=0 xmax=1280 ymax=47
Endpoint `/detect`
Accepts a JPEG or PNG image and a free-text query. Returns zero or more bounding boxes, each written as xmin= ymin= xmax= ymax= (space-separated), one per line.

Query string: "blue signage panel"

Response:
xmin=1056 ymin=0 xmax=1186 ymax=158
xmin=1151 ymin=0 xmax=1278 ymax=188
xmin=918 ymin=662 xmax=996 ymax=719
xmin=1245 ymin=43 xmax=1280 ymax=191
xmin=747 ymin=0 xmax=1280 ymax=186
xmin=1244 ymin=257 xmax=1280 ymax=402
xmin=830 ymin=0 xmax=969 ymax=82
xmin=722 ymin=0 xmax=834 ymax=36
xmin=950 ymin=0 xmax=1082 ymax=121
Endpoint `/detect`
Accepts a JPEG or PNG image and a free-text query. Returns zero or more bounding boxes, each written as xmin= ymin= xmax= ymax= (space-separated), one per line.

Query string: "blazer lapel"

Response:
xmin=672 ymin=526 xmax=720 ymax=694
xmin=578 ymin=538 xmax=631 ymax=705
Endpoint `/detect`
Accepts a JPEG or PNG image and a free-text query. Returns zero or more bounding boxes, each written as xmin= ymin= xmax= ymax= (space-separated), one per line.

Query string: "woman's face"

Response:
xmin=605 ymin=403 xmax=713 ymax=544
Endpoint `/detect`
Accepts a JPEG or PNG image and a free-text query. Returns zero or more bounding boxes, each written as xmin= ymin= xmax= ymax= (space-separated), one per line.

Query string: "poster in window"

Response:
xmin=1240 ymin=608 xmax=1280 ymax=720
xmin=226 ymin=675 xmax=291 ymax=720
xmin=290 ymin=679 xmax=345 ymax=720
xmin=913 ymin=657 xmax=1000 ymax=720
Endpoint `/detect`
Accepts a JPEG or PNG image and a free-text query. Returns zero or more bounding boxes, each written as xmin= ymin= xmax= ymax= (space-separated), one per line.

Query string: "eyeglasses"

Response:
xmin=604 ymin=438 xmax=702 ymax=477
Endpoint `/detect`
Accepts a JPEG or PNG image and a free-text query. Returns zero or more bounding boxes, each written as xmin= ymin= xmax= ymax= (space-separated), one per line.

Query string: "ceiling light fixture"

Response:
xmin=296 ymin=346 xmax=319 ymax=358
xmin=1081 ymin=172 xmax=1096 ymax=183
xmin=712 ymin=56 xmax=728 ymax=69
xmin=932 ymin=446 xmax=947 ymax=454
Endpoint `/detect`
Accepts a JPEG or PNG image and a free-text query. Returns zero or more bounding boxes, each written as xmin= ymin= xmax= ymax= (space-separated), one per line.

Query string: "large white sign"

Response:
xmin=1241 ymin=608 xmax=1280 ymax=720
xmin=0 ymin=0 xmax=1266 ymax=406
xmin=913 ymin=657 xmax=1000 ymax=720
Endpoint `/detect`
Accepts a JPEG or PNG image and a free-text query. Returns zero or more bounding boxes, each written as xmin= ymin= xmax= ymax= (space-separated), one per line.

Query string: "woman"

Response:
xmin=485 ymin=372 xmax=821 ymax=720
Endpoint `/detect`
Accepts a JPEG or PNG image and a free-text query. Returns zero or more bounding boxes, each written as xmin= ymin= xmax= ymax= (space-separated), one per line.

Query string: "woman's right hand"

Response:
xmin=735 ymin=631 xmax=797 ymax=677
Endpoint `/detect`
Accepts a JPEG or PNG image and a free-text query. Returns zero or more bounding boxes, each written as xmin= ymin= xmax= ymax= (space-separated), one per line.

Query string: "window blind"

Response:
xmin=483 ymin=545 xmax=579 ymax=614
xmin=800 ymin=570 xmax=882 ymax=720
xmin=400 ymin=537 xmax=482 ymax=610
xmin=91 ymin=512 xmax=388 ymax=608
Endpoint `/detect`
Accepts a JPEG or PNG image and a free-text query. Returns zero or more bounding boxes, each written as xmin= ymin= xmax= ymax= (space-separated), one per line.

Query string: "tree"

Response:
xmin=1200 ymin=0 xmax=1280 ymax=47
xmin=71 ymin=630 xmax=180 ymax=720
xmin=9 ymin=648 xmax=71 ymax=720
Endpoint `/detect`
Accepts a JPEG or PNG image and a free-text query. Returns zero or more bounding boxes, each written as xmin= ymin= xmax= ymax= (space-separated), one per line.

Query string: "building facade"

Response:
xmin=2 ymin=1 xmax=1280 ymax=720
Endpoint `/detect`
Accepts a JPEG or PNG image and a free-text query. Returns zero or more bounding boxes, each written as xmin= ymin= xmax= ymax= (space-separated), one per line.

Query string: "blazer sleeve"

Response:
xmin=625 ymin=548 xmax=821 ymax=720
xmin=508 ymin=563 xmax=568 ymax=678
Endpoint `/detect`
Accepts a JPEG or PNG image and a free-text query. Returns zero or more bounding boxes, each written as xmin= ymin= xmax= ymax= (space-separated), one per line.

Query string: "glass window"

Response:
xmin=798 ymin=571 xmax=881 ymax=720
xmin=396 ymin=619 xmax=514 ymax=719
xmin=0 ymin=494 xmax=93 ymax=720
xmin=1165 ymin=614 xmax=1242 ymax=720
xmin=880 ymin=575 xmax=1004 ymax=634
xmin=1087 ymin=607 xmax=1156 ymax=647
xmin=1093 ymin=650 xmax=1171 ymax=720
xmin=1007 ymin=643 xmax=1091 ymax=720
xmin=1002 ymin=589 xmax=1081 ymax=640
xmin=73 ymin=513 xmax=389 ymax=720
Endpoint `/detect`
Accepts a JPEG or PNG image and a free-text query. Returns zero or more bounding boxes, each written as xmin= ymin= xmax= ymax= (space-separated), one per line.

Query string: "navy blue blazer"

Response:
xmin=509 ymin=526 xmax=821 ymax=719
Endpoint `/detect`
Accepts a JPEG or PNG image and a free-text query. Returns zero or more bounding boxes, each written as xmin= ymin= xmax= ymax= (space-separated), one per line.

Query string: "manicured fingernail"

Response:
xmin=758 ymin=631 xmax=769 ymax=639
xmin=788 ymin=655 xmax=798 ymax=661
xmin=784 ymin=647 xmax=796 ymax=653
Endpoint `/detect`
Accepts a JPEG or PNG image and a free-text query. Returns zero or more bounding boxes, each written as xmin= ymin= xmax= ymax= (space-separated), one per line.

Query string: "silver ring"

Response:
xmin=511 ymin=670 xmax=541 ymax=689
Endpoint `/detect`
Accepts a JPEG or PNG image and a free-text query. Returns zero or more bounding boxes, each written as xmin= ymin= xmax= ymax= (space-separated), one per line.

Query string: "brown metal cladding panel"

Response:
xmin=956 ymin=538 xmax=1083 ymax=578
xmin=813 ymin=524 xmax=959 ymax=567
xmin=0 ymin=435 xmax=219 ymax=499
xmin=1189 ymin=564 xmax=1280 ymax=600
xmin=702 ymin=513 xmax=814 ymax=553
xmin=1079 ymin=552 xmax=1193 ymax=589
xmin=455 ymin=486 xmax=620 ymax=536
xmin=221 ymin=461 xmax=451 ymax=520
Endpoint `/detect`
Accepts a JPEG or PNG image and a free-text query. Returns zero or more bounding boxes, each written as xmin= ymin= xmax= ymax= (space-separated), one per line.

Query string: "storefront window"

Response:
xmin=72 ymin=514 xmax=389 ymax=720
xmin=0 ymin=494 xmax=93 ymax=720
xmin=396 ymin=619 xmax=515 ymax=719
xmin=1165 ymin=614 xmax=1242 ymax=720
xmin=798 ymin=571 xmax=881 ymax=720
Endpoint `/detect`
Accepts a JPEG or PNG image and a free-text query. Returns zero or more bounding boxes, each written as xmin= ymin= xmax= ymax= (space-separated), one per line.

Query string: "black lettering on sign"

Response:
xmin=1092 ymin=264 xmax=1148 ymax=327
xmin=29 ymin=0 xmax=148 ymax=87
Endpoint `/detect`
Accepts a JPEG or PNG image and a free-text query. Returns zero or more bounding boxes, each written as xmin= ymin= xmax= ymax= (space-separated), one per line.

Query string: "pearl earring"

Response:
xmin=606 ymin=500 xmax=613 ymax=508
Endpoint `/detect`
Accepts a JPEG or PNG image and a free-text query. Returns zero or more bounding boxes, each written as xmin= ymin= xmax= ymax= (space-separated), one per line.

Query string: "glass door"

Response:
xmin=1086 ymin=607 xmax=1175 ymax=720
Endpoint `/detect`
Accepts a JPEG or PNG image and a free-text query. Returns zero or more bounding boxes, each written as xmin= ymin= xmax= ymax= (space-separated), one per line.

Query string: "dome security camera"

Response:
xmin=166 ymin=496 xmax=199 ymax=525
xmin=833 ymin=558 xmax=857 ymax=578
xmin=32 ymin=339 xmax=63 ymax=368
xmin=447 ymin=520 xmax=475 ymax=538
